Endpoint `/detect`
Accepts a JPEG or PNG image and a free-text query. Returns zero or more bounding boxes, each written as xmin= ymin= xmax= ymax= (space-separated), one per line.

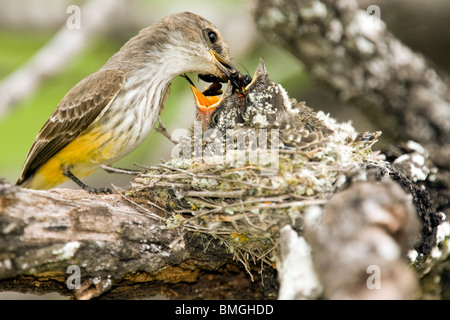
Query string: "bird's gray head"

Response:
xmin=107 ymin=12 xmax=236 ymax=80
xmin=191 ymin=59 xmax=289 ymax=131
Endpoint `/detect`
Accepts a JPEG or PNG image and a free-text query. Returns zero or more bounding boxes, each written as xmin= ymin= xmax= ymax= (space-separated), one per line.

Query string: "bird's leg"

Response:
xmin=63 ymin=169 xmax=112 ymax=194
xmin=100 ymin=164 xmax=140 ymax=175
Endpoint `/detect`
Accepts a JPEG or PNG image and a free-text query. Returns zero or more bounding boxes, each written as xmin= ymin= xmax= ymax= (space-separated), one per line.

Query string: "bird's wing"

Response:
xmin=17 ymin=69 xmax=126 ymax=184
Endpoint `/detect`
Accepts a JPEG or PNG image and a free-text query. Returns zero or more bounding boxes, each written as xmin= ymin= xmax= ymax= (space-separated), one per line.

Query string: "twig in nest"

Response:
xmin=184 ymin=190 xmax=246 ymax=198
xmin=100 ymin=164 xmax=140 ymax=175
xmin=236 ymin=248 xmax=254 ymax=282
xmin=132 ymin=162 xmax=155 ymax=170
xmin=112 ymin=184 xmax=166 ymax=221
xmin=153 ymin=164 xmax=280 ymax=190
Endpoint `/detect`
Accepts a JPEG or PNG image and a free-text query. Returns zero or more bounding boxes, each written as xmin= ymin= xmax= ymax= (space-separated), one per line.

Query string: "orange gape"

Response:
xmin=190 ymin=85 xmax=220 ymax=108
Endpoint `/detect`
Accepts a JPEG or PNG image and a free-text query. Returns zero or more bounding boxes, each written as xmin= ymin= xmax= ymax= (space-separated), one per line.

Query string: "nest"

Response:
xmin=129 ymin=111 xmax=382 ymax=271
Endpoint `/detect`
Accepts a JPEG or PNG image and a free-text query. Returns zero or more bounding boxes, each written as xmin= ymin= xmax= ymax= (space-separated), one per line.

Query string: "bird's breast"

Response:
xmin=91 ymin=75 xmax=171 ymax=161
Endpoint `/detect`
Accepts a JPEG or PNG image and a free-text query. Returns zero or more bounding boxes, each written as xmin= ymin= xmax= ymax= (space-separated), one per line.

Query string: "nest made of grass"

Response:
xmin=129 ymin=113 xmax=382 ymax=270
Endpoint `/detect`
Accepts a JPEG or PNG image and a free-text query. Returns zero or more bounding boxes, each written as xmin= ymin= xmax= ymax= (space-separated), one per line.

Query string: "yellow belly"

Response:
xmin=26 ymin=128 xmax=116 ymax=190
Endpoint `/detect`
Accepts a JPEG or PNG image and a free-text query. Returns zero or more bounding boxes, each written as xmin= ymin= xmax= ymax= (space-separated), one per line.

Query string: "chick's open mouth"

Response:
xmin=183 ymin=74 xmax=225 ymax=114
xmin=184 ymin=59 xmax=257 ymax=118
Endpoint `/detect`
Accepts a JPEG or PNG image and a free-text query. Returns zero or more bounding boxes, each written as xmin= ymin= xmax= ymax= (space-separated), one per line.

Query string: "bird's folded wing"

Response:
xmin=17 ymin=69 xmax=126 ymax=184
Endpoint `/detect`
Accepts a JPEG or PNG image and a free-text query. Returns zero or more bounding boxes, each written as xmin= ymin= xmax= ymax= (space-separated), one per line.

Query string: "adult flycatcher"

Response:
xmin=16 ymin=12 xmax=237 ymax=193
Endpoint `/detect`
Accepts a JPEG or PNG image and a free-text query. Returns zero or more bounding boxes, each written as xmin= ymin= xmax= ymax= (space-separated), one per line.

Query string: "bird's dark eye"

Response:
xmin=211 ymin=112 xmax=219 ymax=125
xmin=208 ymin=31 xmax=217 ymax=44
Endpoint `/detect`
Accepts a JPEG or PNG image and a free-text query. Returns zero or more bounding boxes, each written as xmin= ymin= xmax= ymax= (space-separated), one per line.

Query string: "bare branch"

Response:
xmin=304 ymin=181 xmax=420 ymax=299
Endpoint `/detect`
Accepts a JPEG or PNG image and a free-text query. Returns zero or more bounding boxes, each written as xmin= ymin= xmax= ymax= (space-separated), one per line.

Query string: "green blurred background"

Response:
xmin=1 ymin=0 xmax=448 ymax=191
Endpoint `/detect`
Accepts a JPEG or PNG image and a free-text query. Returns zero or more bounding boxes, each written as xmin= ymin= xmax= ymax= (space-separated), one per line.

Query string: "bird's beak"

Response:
xmin=253 ymin=59 xmax=267 ymax=82
xmin=190 ymin=85 xmax=220 ymax=116
xmin=209 ymin=50 xmax=238 ymax=80
xmin=244 ymin=58 xmax=267 ymax=91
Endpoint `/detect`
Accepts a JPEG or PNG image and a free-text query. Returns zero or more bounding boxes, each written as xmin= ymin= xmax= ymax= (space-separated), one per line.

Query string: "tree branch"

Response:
xmin=304 ymin=180 xmax=420 ymax=299
xmin=252 ymin=0 xmax=450 ymax=150
xmin=0 ymin=182 xmax=275 ymax=299
xmin=252 ymin=0 xmax=450 ymax=245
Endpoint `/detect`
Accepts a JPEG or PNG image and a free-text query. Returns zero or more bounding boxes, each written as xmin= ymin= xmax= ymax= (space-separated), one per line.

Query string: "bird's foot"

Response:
xmin=63 ymin=169 xmax=113 ymax=194
xmin=84 ymin=186 xmax=113 ymax=194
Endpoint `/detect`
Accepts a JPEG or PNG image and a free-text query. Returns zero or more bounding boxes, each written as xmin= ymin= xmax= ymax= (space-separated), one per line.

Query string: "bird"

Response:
xmin=16 ymin=11 xmax=241 ymax=193
xmin=189 ymin=59 xmax=334 ymax=151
